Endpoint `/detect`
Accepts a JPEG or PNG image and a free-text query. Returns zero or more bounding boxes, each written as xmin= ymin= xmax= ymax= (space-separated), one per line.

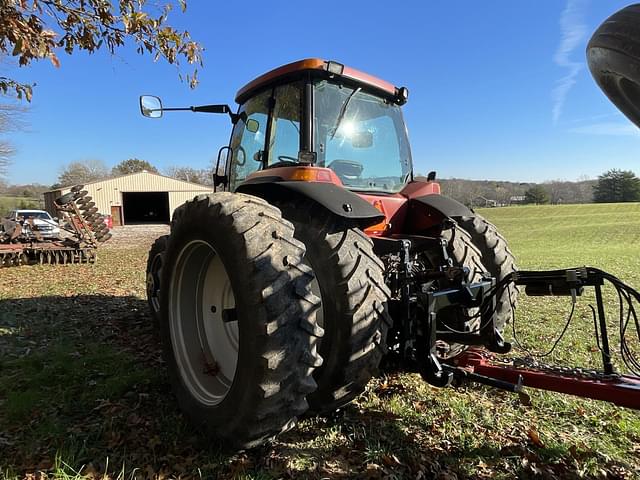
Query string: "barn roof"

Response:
xmin=47 ymin=170 xmax=212 ymax=193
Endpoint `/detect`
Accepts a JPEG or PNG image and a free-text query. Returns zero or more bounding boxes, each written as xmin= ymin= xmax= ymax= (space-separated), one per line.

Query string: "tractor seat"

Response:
xmin=327 ymin=159 xmax=364 ymax=181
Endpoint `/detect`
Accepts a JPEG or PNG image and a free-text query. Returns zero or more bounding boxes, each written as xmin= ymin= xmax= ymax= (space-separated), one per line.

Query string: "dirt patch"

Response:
xmin=104 ymin=224 xmax=169 ymax=249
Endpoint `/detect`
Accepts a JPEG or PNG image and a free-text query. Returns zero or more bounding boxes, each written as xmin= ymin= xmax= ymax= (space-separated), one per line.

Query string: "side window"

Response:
xmin=228 ymin=90 xmax=270 ymax=190
xmin=267 ymin=83 xmax=302 ymax=165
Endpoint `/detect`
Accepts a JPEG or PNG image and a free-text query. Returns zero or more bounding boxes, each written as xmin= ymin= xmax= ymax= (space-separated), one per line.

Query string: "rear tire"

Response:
xmin=587 ymin=4 xmax=640 ymax=129
xmin=277 ymin=203 xmax=391 ymax=414
xmin=435 ymin=226 xmax=486 ymax=359
xmin=160 ymin=193 xmax=323 ymax=448
xmin=458 ymin=214 xmax=518 ymax=332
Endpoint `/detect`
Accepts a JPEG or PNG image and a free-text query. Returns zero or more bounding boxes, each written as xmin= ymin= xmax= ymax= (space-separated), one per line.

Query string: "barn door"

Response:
xmin=111 ymin=206 xmax=123 ymax=226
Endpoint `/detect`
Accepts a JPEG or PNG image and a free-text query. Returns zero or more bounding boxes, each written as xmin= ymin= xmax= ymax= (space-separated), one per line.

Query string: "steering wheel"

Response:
xmin=264 ymin=155 xmax=299 ymax=169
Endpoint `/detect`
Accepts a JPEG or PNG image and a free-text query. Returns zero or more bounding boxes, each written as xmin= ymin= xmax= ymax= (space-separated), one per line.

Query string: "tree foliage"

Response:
xmin=524 ymin=185 xmax=550 ymax=205
xmin=0 ymin=0 xmax=203 ymax=100
xmin=593 ymin=169 xmax=640 ymax=203
xmin=0 ymin=101 xmax=26 ymax=178
xmin=112 ymin=158 xmax=158 ymax=176
xmin=57 ymin=159 xmax=109 ymax=186
xmin=165 ymin=165 xmax=212 ymax=186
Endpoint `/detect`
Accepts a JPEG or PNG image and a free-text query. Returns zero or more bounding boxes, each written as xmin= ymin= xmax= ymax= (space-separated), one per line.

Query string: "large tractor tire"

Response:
xmin=159 ymin=193 xmax=323 ymax=448
xmin=434 ymin=226 xmax=486 ymax=359
xmin=146 ymin=235 xmax=168 ymax=329
xmin=587 ymin=4 xmax=640 ymax=129
xmin=458 ymin=214 xmax=518 ymax=332
xmin=277 ymin=202 xmax=391 ymax=414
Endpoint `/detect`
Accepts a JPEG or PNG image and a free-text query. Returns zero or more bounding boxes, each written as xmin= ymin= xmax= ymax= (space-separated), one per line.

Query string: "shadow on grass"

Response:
xmin=0 ymin=295 xmax=632 ymax=479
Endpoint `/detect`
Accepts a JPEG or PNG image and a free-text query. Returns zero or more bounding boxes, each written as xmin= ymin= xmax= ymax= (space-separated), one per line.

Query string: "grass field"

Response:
xmin=0 ymin=196 xmax=41 ymax=217
xmin=0 ymin=204 xmax=639 ymax=479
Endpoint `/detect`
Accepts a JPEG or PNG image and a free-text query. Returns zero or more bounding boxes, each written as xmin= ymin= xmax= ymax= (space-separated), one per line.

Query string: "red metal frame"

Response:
xmin=246 ymin=165 xmax=445 ymax=236
xmin=454 ymin=350 xmax=640 ymax=410
xmin=235 ymin=58 xmax=399 ymax=104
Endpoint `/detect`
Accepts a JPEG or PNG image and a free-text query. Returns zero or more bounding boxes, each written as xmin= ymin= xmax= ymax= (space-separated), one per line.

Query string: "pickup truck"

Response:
xmin=4 ymin=209 xmax=61 ymax=239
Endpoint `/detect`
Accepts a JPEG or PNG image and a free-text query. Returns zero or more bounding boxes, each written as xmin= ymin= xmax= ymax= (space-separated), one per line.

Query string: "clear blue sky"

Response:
xmin=3 ymin=0 xmax=638 ymax=185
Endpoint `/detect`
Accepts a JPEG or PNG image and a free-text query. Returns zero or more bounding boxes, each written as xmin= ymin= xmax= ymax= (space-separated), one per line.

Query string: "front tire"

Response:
xmin=160 ymin=193 xmax=323 ymax=448
xmin=587 ymin=4 xmax=640 ymax=129
xmin=146 ymin=235 xmax=168 ymax=329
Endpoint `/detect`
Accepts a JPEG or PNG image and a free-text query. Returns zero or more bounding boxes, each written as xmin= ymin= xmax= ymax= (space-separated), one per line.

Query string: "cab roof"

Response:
xmin=235 ymin=58 xmax=402 ymax=104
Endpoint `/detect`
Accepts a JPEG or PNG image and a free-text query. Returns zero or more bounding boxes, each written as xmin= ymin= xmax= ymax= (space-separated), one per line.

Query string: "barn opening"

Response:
xmin=122 ymin=191 xmax=170 ymax=224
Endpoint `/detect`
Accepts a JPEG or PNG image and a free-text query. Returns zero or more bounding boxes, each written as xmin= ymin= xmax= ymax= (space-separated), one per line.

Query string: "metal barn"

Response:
xmin=44 ymin=171 xmax=212 ymax=226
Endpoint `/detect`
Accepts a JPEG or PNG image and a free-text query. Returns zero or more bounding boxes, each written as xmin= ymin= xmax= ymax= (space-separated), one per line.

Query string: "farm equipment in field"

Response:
xmin=0 ymin=185 xmax=112 ymax=266
xmin=139 ymin=4 xmax=640 ymax=449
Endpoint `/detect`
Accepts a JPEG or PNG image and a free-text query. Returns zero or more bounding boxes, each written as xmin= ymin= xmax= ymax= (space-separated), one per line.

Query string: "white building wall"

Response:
xmin=44 ymin=171 xmax=212 ymax=222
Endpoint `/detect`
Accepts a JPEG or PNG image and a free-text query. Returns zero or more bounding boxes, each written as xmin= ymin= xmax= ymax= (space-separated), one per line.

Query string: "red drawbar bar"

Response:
xmin=455 ymin=350 xmax=640 ymax=410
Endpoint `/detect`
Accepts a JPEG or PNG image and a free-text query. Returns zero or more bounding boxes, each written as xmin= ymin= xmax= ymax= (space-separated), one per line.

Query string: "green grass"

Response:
xmin=0 ymin=203 xmax=639 ymax=479
xmin=0 ymin=196 xmax=41 ymax=216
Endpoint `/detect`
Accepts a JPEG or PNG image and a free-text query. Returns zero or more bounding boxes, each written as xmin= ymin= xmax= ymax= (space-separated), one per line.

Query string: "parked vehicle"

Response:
xmin=5 ymin=209 xmax=61 ymax=239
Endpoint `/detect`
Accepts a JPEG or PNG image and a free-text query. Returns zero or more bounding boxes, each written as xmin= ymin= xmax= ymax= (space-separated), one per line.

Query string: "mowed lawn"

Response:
xmin=0 ymin=205 xmax=639 ymax=479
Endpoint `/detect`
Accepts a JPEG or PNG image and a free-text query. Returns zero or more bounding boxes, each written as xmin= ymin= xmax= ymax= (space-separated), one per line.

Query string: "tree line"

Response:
xmin=439 ymin=169 xmax=640 ymax=206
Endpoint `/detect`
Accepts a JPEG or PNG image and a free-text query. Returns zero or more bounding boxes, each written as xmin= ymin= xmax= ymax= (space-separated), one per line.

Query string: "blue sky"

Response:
xmin=2 ymin=0 xmax=638 ymax=185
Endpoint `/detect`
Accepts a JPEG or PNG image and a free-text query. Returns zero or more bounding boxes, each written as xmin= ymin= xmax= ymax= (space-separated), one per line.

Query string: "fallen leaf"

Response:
xmin=527 ymin=427 xmax=544 ymax=448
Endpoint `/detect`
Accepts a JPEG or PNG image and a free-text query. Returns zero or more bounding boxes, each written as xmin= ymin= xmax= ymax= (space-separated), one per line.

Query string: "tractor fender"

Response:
xmin=236 ymin=180 xmax=385 ymax=228
xmin=411 ymin=194 xmax=474 ymax=219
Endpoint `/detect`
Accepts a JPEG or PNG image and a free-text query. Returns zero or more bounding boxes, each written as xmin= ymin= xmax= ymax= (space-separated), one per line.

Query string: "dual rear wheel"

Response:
xmin=147 ymin=193 xmax=515 ymax=447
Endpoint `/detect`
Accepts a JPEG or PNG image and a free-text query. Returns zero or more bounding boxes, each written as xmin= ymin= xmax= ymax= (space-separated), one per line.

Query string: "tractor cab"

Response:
xmin=141 ymin=59 xmax=456 ymax=235
xmin=225 ymin=59 xmax=412 ymax=193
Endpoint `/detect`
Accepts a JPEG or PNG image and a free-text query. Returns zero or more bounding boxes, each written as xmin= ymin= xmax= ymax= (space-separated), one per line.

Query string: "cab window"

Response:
xmin=228 ymin=89 xmax=270 ymax=190
xmin=267 ymin=82 xmax=302 ymax=166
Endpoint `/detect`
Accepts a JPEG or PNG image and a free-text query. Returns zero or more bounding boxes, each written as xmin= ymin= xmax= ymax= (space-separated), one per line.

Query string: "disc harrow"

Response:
xmin=0 ymin=184 xmax=110 ymax=267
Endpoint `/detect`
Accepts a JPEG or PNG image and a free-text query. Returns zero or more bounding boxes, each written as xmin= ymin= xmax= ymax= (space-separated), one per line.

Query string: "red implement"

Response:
xmin=455 ymin=350 xmax=640 ymax=410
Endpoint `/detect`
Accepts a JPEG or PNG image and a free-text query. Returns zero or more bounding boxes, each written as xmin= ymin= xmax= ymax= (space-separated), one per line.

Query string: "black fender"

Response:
xmin=411 ymin=194 xmax=474 ymax=219
xmin=236 ymin=180 xmax=385 ymax=228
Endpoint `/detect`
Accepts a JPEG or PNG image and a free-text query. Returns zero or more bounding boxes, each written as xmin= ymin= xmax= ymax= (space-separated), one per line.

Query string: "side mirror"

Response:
xmin=140 ymin=95 xmax=163 ymax=118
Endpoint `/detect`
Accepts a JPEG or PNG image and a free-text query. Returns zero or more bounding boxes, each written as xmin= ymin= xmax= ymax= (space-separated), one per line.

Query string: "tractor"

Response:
xmin=140 ymin=4 xmax=640 ymax=450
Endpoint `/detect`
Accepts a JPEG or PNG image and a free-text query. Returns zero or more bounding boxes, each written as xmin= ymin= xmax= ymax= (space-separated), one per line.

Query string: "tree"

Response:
xmin=165 ymin=165 xmax=212 ymax=186
xmin=0 ymin=1 xmax=203 ymax=100
xmin=0 ymin=101 xmax=27 ymax=178
xmin=58 ymin=159 xmax=109 ymax=186
xmin=524 ymin=185 xmax=550 ymax=205
xmin=593 ymin=169 xmax=640 ymax=203
xmin=112 ymin=158 xmax=158 ymax=176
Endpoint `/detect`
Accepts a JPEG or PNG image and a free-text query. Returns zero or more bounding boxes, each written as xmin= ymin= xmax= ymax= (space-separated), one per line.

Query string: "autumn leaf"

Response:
xmin=527 ymin=427 xmax=544 ymax=448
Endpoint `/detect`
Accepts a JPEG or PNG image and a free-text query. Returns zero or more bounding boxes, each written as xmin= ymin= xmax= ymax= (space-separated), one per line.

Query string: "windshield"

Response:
xmin=18 ymin=211 xmax=51 ymax=220
xmin=314 ymin=80 xmax=412 ymax=193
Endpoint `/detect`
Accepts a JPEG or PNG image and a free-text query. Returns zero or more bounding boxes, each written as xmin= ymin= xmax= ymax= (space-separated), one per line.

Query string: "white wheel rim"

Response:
xmin=169 ymin=240 xmax=238 ymax=406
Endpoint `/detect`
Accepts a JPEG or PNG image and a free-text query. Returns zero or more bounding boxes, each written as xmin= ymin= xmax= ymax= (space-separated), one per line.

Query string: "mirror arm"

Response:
xmin=190 ymin=104 xmax=238 ymax=123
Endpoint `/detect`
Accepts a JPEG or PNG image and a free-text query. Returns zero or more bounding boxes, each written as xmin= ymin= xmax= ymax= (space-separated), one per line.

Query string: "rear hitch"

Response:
xmin=446 ymin=267 xmax=640 ymax=410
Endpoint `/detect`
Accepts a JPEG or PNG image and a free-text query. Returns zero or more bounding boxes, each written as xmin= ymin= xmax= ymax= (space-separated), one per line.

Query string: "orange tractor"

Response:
xmin=141 ymin=5 xmax=640 ymax=449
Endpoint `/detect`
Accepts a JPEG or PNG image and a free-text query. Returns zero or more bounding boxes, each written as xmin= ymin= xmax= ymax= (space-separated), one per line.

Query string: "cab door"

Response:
xmin=226 ymin=82 xmax=303 ymax=191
